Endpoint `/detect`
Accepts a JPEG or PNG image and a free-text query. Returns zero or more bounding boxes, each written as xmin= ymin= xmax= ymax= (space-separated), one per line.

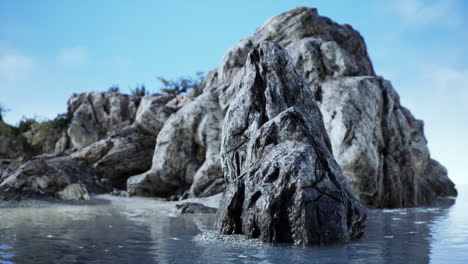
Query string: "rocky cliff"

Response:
xmin=0 ymin=7 xmax=456 ymax=208
xmin=126 ymin=7 xmax=456 ymax=207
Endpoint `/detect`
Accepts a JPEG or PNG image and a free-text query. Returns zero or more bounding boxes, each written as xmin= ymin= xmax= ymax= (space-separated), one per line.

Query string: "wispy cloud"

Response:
xmin=424 ymin=66 xmax=468 ymax=99
xmin=0 ymin=53 xmax=34 ymax=81
xmin=390 ymin=0 xmax=461 ymax=26
xmin=57 ymin=46 xmax=88 ymax=66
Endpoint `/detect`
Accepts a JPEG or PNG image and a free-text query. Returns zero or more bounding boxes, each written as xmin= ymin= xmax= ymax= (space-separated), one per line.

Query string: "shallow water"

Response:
xmin=1 ymin=188 xmax=467 ymax=264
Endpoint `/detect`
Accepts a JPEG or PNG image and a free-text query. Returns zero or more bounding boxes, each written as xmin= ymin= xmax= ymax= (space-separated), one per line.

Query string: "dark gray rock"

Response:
xmin=70 ymin=127 xmax=155 ymax=189
xmin=215 ymin=42 xmax=366 ymax=245
xmin=176 ymin=202 xmax=217 ymax=214
xmin=0 ymin=135 xmax=26 ymax=159
xmin=0 ymin=155 xmax=109 ymax=200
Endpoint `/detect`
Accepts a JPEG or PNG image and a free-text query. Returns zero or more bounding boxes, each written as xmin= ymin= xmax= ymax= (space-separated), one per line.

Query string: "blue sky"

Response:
xmin=0 ymin=0 xmax=467 ymax=185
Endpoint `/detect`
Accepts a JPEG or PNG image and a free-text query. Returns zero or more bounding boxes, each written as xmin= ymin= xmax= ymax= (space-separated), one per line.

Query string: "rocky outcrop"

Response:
xmin=216 ymin=42 xmax=366 ymax=245
xmin=132 ymin=95 xmax=177 ymax=135
xmin=127 ymin=91 xmax=224 ymax=197
xmin=128 ymin=7 xmax=456 ymax=208
xmin=71 ymin=126 xmax=155 ymax=189
xmin=67 ymin=92 xmax=139 ymax=149
xmin=0 ymin=90 xmax=183 ymax=199
xmin=317 ymin=77 xmax=457 ymax=207
xmin=0 ymin=155 xmax=109 ymax=200
xmin=0 ymin=136 xmax=26 ymax=159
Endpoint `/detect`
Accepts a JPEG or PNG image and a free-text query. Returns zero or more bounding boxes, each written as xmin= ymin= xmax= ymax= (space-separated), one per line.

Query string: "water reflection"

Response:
xmin=0 ymin=190 xmax=466 ymax=264
xmin=430 ymin=188 xmax=468 ymax=263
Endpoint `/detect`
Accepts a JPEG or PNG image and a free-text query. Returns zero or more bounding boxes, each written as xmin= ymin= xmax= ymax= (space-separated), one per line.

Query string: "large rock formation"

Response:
xmin=127 ymin=7 xmax=456 ymax=207
xmin=0 ymin=92 xmax=178 ymax=199
xmin=216 ymin=42 xmax=366 ymax=245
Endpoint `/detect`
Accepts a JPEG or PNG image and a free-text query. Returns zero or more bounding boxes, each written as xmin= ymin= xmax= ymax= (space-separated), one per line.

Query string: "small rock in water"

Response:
xmin=57 ymin=184 xmax=90 ymax=201
xmin=175 ymin=202 xmax=217 ymax=214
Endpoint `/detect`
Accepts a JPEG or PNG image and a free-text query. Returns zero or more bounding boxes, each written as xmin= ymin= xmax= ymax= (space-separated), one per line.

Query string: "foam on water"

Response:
xmin=193 ymin=231 xmax=263 ymax=248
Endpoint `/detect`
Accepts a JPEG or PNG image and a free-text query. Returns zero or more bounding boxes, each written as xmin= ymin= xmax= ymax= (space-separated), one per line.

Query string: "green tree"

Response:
xmin=131 ymin=84 xmax=149 ymax=97
xmin=157 ymin=72 xmax=204 ymax=96
xmin=0 ymin=103 xmax=8 ymax=122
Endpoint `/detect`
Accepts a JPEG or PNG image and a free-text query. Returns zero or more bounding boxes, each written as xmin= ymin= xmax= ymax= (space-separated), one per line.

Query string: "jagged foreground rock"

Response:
xmin=127 ymin=7 xmax=456 ymax=207
xmin=216 ymin=42 xmax=366 ymax=244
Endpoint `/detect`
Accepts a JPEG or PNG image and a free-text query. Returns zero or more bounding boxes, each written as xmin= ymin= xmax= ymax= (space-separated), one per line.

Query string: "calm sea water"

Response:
xmin=1 ymin=187 xmax=467 ymax=264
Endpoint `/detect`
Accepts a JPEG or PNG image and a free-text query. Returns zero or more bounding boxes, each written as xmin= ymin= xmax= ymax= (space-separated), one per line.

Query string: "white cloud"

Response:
xmin=390 ymin=0 xmax=460 ymax=26
xmin=422 ymin=66 xmax=468 ymax=103
xmin=57 ymin=46 xmax=88 ymax=65
xmin=0 ymin=53 xmax=34 ymax=81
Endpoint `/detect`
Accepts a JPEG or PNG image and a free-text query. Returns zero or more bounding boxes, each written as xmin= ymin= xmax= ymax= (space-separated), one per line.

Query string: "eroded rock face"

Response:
xmin=127 ymin=91 xmax=224 ymax=197
xmin=318 ymin=77 xmax=457 ymax=207
xmin=216 ymin=42 xmax=366 ymax=245
xmin=67 ymin=92 xmax=138 ymax=149
xmin=128 ymin=7 xmax=456 ymax=207
xmin=71 ymin=127 xmax=155 ymax=189
xmin=132 ymin=95 xmax=176 ymax=135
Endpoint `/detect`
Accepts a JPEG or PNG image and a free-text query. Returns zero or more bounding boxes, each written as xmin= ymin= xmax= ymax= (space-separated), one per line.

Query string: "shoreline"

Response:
xmin=0 ymin=192 xmax=222 ymax=210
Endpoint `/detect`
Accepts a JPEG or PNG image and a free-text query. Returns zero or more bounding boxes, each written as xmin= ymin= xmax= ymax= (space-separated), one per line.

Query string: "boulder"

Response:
xmin=216 ymin=42 xmax=366 ymax=245
xmin=127 ymin=91 xmax=224 ymax=197
xmin=67 ymin=92 xmax=138 ymax=149
xmin=176 ymin=202 xmax=217 ymax=214
xmin=57 ymin=183 xmax=90 ymax=200
xmin=71 ymin=127 xmax=156 ymax=189
xmin=128 ymin=7 xmax=456 ymax=207
xmin=132 ymin=94 xmax=176 ymax=135
xmin=0 ymin=155 xmax=109 ymax=198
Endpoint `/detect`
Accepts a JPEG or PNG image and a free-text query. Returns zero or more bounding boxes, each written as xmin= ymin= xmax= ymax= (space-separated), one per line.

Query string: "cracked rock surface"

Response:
xmin=0 ymin=154 xmax=109 ymax=200
xmin=215 ymin=42 xmax=366 ymax=245
xmin=67 ymin=91 xmax=139 ymax=149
